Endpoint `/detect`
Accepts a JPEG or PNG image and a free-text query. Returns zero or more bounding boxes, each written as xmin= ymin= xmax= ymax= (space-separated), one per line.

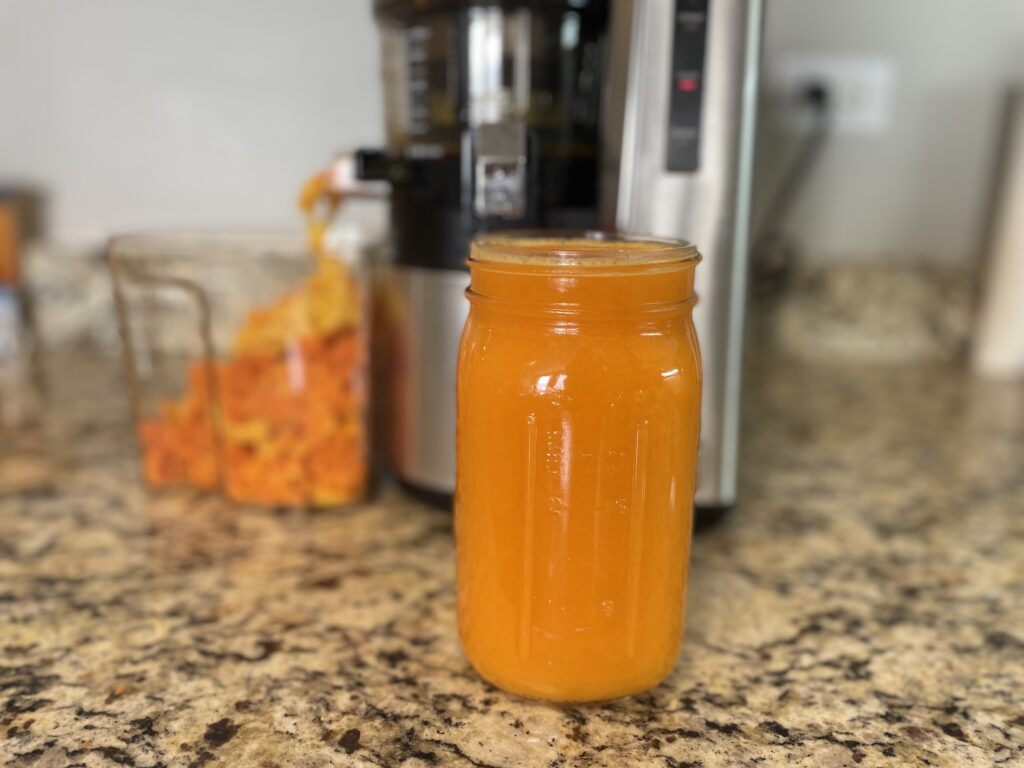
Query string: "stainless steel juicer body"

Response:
xmin=359 ymin=0 xmax=763 ymax=509
xmin=612 ymin=0 xmax=764 ymax=508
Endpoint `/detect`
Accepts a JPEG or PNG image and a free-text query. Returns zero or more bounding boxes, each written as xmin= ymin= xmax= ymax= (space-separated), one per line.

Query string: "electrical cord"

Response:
xmin=752 ymin=82 xmax=832 ymax=299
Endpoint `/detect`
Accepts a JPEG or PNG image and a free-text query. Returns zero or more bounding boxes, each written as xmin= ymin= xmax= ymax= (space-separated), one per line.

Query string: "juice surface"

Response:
xmin=456 ymin=235 xmax=701 ymax=701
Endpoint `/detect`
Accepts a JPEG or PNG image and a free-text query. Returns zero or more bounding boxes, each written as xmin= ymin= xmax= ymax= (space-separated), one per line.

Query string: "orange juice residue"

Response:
xmin=139 ymin=172 xmax=367 ymax=506
xmin=456 ymin=235 xmax=702 ymax=701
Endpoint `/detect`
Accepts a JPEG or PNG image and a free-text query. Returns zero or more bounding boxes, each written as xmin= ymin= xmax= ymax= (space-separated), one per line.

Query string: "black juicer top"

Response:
xmin=359 ymin=0 xmax=610 ymax=271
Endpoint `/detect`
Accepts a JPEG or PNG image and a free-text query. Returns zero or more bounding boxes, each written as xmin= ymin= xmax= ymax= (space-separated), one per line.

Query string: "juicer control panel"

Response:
xmin=666 ymin=0 xmax=709 ymax=172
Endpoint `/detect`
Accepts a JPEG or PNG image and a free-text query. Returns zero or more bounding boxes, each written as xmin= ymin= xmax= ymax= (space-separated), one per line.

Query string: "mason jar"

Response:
xmin=456 ymin=231 xmax=702 ymax=701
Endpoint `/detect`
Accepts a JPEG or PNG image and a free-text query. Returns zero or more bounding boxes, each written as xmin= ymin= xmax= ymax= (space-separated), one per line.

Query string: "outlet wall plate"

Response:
xmin=770 ymin=54 xmax=896 ymax=136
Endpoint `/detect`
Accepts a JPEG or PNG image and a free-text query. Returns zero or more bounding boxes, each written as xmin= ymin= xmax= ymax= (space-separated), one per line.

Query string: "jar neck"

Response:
xmin=467 ymin=260 xmax=698 ymax=314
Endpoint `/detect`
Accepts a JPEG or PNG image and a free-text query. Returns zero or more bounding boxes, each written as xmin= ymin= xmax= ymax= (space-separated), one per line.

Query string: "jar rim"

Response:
xmin=471 ymin=229 xmax=699 ymax=268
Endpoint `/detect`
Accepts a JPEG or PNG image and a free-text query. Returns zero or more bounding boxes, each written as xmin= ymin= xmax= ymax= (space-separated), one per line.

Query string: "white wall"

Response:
xmin=3 ymin=0 xmax=1024 ymax=263
xmin=758 ymin=0 xmax=1024 ymax=263
xmin=0 ymin=0 xmax=384 ymax=242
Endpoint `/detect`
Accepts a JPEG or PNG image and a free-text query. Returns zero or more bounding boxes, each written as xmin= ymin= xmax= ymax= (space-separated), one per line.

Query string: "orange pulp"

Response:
xmin=139 ymin=170 xmax=367 ymax=506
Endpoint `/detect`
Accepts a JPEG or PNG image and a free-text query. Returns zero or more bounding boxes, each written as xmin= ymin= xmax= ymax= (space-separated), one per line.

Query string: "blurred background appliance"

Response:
xmin=343 ymin=0 xmax=763 ymax=511
xmin=358 ymin=0 xmax=609 ymax=501
xmin=973 ymin=86 xmax=1024 ymax=379
xmin=612 ymin=0 xmax=762 ymax=510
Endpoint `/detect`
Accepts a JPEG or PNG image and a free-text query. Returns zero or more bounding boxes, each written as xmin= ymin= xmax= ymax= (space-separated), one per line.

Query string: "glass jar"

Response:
xmin=456 ymin=231 xmax=701 ymax=702
xmin=108 ymin=232 xmax=371 ymax=509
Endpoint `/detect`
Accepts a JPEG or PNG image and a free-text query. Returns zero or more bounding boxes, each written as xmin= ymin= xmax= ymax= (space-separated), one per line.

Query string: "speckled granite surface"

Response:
xmin=758 ymin=262 xmax=976 ymax=365
xmin=1 ymin=353 xmax=1023 ymax=768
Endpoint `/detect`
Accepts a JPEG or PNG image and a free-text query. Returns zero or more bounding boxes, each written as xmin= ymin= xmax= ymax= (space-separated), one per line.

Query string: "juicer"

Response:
xmin=326 ymin=0 xmax=763 ymax=511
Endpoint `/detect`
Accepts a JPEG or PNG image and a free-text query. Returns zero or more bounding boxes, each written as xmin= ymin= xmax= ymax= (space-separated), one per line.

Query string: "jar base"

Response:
xmin=462 ymin=644 xmax=678 ymax=704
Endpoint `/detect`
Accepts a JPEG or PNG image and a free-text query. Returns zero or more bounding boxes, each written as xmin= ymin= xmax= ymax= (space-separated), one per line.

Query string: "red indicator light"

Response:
xmin=677 ymin=77 xmax=699 ymax=92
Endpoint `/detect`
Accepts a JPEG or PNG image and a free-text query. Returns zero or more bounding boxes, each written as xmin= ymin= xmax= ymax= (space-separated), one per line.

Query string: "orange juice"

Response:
xmin=456 ymin=232 xmax=702 ymax=702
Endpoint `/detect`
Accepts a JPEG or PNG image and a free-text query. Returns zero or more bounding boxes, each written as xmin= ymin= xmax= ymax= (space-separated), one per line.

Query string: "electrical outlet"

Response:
xmin=771 ymin=54 xmax=896 ymax=136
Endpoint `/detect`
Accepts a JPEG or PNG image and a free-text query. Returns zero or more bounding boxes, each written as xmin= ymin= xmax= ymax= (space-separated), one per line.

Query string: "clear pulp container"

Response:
xmin=108 ymin=232 xmax=370 ymax=508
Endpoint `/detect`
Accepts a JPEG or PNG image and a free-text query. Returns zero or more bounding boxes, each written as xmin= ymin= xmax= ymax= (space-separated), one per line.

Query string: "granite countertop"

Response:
xmin=1 ymin=352 xmax=1022 ymax=768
